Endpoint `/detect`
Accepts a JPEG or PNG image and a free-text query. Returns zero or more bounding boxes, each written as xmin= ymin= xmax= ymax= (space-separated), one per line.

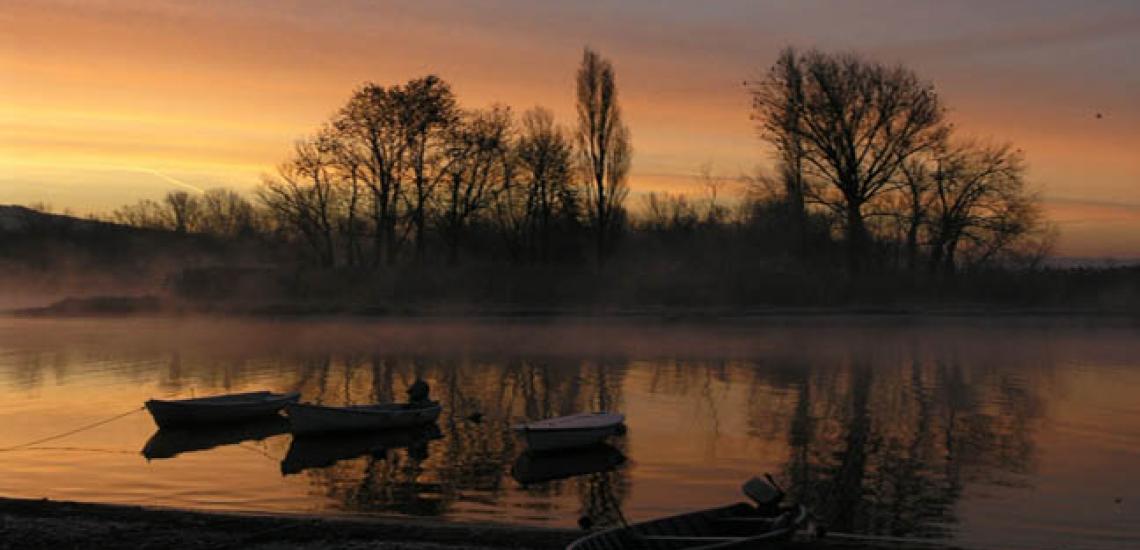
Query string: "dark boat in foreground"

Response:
xmin=145 ymin=391 xmax=300 ymax=428
xmin=141 ymin=416 xmax=290 ymax=460
xmin=511 ymin=443 xmax=626 ymax=484
xmin=567 ymin=477 xmax=811 ymax=550
xmin=281 ymin=423 xmax=443 ymax=475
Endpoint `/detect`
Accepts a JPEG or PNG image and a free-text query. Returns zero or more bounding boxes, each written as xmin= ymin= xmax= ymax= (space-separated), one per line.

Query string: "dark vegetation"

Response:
xmin=2 ymin=48 xmax=1137 ymax=314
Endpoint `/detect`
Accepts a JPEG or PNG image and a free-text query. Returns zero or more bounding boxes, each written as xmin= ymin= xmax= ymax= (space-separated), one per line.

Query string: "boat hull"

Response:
xmin=516 ymin=424 xmax=622 ymax=452
xmin=286 ymin=401 xmax=441 ymax=435
xmin=567 ymin=502 xmax=808 ymax=550
xmin=145 ymin=391 xmax=300 ymax=428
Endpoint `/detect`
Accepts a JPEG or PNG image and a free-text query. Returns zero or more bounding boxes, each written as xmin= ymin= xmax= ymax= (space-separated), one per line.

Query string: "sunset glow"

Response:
xmin=2 ymin=0 xmax=1138 ymax=257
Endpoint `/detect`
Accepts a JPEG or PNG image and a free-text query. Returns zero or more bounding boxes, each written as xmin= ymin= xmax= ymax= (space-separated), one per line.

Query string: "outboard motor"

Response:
xmin=742 ymin=474 xmax=785 ymax=516
xmin=407 ymin=379 xmax=431 ymax=405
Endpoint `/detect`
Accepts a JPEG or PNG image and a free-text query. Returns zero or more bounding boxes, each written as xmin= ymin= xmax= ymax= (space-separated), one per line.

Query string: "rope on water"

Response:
xmin=0 ymin=406 xmax=145 ymax=452
xmin=0 ymin=446 xmax=139 ymax=455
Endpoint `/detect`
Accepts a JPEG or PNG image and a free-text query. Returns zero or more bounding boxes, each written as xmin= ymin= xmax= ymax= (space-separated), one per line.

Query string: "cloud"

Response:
xmin=884 ymin=13 xmax=1140 ymax=59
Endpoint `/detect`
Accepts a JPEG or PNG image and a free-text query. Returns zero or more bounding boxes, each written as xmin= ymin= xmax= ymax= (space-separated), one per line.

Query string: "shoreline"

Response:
xmin=0 ymin=496 xmax=579 ymax=549
xmin=0 ymin=496 xmax=965 ymax=549
xmin=6 ymin=300 xmax=1140 ymax=322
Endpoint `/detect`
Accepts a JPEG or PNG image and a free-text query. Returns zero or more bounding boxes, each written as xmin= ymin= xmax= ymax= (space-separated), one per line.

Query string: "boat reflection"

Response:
xmin=281 ymin=423 xmax=443 ymax=475
xmin=141 ymin=416 xmax=290 ymax=460
xmin=510 ymin=443 xmax=627 ymax=485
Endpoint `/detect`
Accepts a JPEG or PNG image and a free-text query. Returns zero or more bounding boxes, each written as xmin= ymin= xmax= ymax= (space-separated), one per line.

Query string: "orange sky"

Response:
xmin=2 ymin=0 xmax=1138 ymax=258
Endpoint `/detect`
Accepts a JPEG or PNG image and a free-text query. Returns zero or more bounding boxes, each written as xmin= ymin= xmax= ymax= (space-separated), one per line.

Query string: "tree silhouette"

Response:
xmin=576 ymin=47 xmax=631 ymax=265
xmin=751 ymin=50 xmax=948 ymax=271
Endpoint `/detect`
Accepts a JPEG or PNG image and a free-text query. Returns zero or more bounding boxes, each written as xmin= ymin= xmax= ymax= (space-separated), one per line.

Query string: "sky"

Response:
xmin=1 ymin=0 xmax=1138 ymax=258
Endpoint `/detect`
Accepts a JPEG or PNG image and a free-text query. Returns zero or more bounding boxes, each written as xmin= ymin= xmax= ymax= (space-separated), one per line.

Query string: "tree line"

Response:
xmin=107 ymin=46 xmax=1050 ymax=280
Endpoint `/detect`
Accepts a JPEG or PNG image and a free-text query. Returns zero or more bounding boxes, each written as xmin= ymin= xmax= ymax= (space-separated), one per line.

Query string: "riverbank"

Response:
xmin=0 ymin=497 xmax=965 ymax=550
xmin=0 ymin=497 xmax=577 ymax=549
xmin=6 ymin=294 xmax=1140 ymax=321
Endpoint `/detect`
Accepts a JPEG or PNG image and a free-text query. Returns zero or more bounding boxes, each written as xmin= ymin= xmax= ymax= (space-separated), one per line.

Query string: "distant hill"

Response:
xmin=0 ymin=204 xmax=116 ymax=233
xmin=0 ymin=205 xmax=281 ymax=308
xmin=0 ymin=204 xmax=211 ymax=260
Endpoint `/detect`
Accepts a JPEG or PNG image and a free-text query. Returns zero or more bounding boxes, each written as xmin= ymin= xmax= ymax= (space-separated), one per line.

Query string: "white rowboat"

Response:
xmin=145 ymin=391 xmax=300 ymax=428
xmin=286 ymin=401 xmax=442 ymax=435
xmin=513 ymin=412 xmax=625 ymax=452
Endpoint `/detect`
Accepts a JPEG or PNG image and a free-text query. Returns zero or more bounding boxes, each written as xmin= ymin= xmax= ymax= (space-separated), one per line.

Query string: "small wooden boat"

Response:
xmin=285 ymin=401 xmax=442 ymax=435
xmin=142 ymin=416 xmax=290 ymax=460
xmin=567 ymin=477 xmax=811 ymax=550
xmin=281 ymin=423 xmax=443 ymax=475
xmin=513 ymin=412 xmax=625 ymax=452
xmin=511 ymin=443 xmax=626 ymax=484
xmin=145 ymin=391 xmax=300 ymax=428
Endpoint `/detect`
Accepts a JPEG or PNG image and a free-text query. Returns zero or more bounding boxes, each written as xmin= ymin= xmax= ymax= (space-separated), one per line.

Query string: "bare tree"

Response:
xmin=258 ymin=137 xmax=341 ymax=267
xmin=576 ymin=47 xmax=631 ymax=264
xmin=320 ymin=131 xmax=368 ymax=267
xmin=514 ymin=107 xmax=578 ymax=262
xmin=163 ymin=191 xmax=202 ymax=234
xmin=752 ymin=49 xmax=948 ymax=271
xmin=895 ymin=155 xmax=937 ymax=272
xmin=112 ymin=198 xmax=168 ymax=230
xmin=925 ymin=141 xmax=1045 ymax=273
xmin=437 ymin=106 xmax=513 ymax=263
xmin=338 ymin=83 xmax=406 ymax=266
xmin=396 ymin=76 xmax=459 ymax=260
xmin=751 ymin=47 xmax=808 ymax=250
xmin=198 ymin=187 xmax=258 ymax=238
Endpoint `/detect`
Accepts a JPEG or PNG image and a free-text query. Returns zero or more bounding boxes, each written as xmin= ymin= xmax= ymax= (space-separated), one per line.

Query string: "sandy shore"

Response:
xmin=0 ymin=497 xmax=967 ymax=550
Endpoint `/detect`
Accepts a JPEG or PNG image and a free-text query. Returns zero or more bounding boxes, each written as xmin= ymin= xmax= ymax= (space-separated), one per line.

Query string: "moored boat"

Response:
xmin=513 ymin=412 xmax=625 ymax=452
xmin=285 ymin=401 xmax=442 ymax=435
xmin=145 ymin=391 xmax=300 ymax=428
xmin=567 ymin=477 xmax=811 ymax=550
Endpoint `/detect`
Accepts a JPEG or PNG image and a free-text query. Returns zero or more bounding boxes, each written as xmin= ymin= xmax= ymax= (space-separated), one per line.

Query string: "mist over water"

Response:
xmin=0 ymin=317 xmax=1137 ymax=549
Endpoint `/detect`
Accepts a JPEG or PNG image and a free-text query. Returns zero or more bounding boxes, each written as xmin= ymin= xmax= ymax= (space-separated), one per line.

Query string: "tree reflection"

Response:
xmin=762 ymin=356 xmax=1044 ymax=539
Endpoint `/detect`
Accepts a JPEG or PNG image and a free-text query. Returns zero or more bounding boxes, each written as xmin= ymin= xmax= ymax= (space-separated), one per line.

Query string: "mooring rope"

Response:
xmin=823 ymin=531 xmax=964 ymax=547
xmin=0 ymin=406 xmax=144 ymax=452
xmin=0 ymin=445 xmax=139 ymax=455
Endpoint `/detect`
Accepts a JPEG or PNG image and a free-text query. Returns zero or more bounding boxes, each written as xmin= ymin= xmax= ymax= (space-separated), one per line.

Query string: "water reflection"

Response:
xmin=0 ymin=319 xmax=1137 ymax=549
xmin=282 ymin=424 xmax=442 ymax=475
xmin=511 ymin=444 xmax=627 ymax=485
xmin=746 ymin=359 xmax=1043 ymax=538
xmin=142 ymin=417 xmax=290 ymax=460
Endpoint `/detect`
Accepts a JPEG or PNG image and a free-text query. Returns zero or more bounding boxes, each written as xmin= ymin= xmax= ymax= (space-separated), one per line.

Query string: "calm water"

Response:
xmin=0 ymin=317 xmax=1138 ymax=549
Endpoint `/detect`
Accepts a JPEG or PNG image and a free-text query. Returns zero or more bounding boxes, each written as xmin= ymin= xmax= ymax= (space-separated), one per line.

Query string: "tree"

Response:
xmin=752 ymin=49 xmax=948 ymax=271
xmin=576 ymin=47 xmax=631 ymax=264
xmin=396 ymin=76 xmax=459 ymax=260
xmin=198 ymin=187 xmax=258 ymax=238
xmin=258 ymin=136 xmax=341 ymax=267
xmin=437 ymin=106 xmax=513 ymax=263
xmin=895 ymin=155 xmax=937 ymax=272
xmin=163 ymin=191 xmax=202 ymax=234
xmin=925 ymin=141 xmax=1045 ymax=274
xmin=751 ymin=47 xmax=808 ymax=251
xmin=338 ymin=83 xmax=406 ymax=266
xmin=513 ymin=107 xmax=579 ymax=262
xmin=112 ymin=198 xmax=168 ymax=230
